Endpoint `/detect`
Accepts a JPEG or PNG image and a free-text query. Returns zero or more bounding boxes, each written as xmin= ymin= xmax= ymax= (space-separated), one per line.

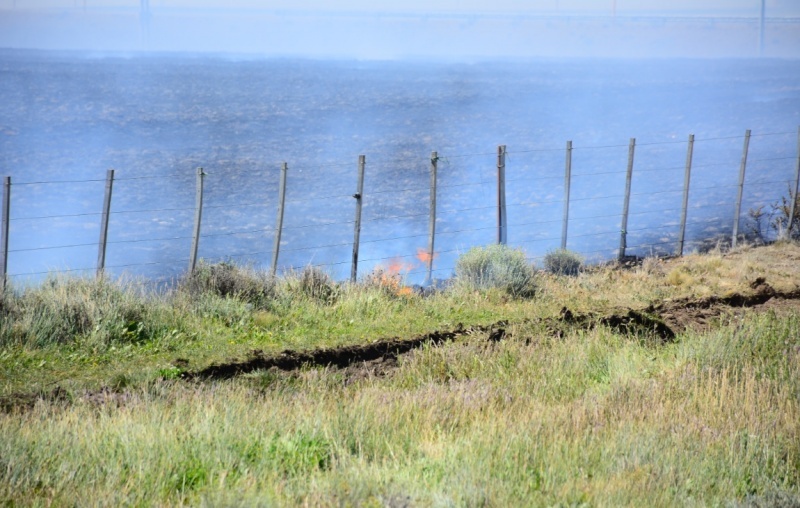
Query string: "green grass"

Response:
xmin=1 ymin=243 xmax=799 ymax=505
xmin=1 ymin=312 xmax=798 ymax=506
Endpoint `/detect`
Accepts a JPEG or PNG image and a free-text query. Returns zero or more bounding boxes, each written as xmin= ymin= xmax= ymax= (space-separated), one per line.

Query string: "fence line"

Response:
xmin=2 ymin=127 xmax=799 ymax=286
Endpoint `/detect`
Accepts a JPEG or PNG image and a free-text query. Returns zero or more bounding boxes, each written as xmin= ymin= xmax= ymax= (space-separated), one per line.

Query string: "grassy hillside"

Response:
xmin=1 ymin=242 xmax=799 ymax=506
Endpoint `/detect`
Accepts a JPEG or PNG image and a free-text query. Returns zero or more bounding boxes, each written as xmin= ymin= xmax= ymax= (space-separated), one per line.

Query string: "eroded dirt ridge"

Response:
xmin=185 ymin=323 xmax=504 ymax=381
xmin=3 ymin=282 xmax=800 ymax=411
xmin=189 ymin=280 xmax=799 ymax=382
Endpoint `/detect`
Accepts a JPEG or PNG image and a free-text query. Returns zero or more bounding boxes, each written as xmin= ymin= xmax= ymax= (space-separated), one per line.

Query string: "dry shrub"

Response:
xmin=361 ymin=268 xmax=414 ymax=298
xmin=180 ymin=261 xmax=276 ymax=308
xmin=543 ymin=249 xmax=583 ymax=277
xmin=295 ymin=266 xmax=339 ymax=303
xmin=639 ymin=256 xmax=666 ymax=277
xmin=665 ymin=266 xmax=694 ymax=287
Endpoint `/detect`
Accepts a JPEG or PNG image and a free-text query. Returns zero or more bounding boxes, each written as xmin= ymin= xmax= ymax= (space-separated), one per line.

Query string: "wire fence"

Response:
xmin=1 ymin=128 xmax=798 ymax=286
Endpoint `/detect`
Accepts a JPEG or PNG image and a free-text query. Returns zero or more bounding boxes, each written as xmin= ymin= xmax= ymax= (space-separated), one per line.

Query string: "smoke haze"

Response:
xmin=1 ymin=1 xmax=799 ymax=59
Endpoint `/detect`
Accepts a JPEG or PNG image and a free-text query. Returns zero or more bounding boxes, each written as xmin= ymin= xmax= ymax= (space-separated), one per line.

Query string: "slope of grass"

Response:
xmin=0 ymin=311 xmax=798 ymax=506
xmin=0 ymin=242 xmax=799 ymax=505
xmin=2 ymin=242 xmax=799 ymax=398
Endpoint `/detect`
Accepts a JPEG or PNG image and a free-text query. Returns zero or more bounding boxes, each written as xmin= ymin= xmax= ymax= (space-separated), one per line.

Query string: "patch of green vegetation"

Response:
xmin=1 ymin=311 xmax=798 ymax=506
xmin=543 ymin=248 xmax=583 ymax=276
xmin=454 ymin=244 xmax=537 ymax=297
xmin=1 ymin=244 xmax=799 ymax=505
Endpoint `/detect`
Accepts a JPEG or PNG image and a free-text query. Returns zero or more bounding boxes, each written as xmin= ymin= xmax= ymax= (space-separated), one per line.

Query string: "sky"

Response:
xmin=0 ymin=0 xmax=798 ymax=58
xmin=2 ymin=0 xmax=799 ymax=14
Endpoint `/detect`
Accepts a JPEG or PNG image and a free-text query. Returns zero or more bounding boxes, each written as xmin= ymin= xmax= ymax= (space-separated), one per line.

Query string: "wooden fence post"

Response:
xmin=732 ymin=130 xmax=751 ymax=248
xmin=351 ymin=155 xmax=365 ymax=283
xmin=561 ymin=140 xmax=572 ymax=250
xmin=677 ymin=134 xmax=694 ymax=256
xmin=787 ymin=126 xmax=800 ymax=239
xmin=497 ymin=145 xmax=507 ymax=245
xmin=0 ymin=177 xmax=9 ymax=291
xmin=97 ymin=169 xmax=114 ymax=278
xmin=271 ymin=162 xmax=288 ymax=277
xmin=618 ymin=138 xmax=635 ymax=261
xmin=189 ymin=167 xmax=205 ymax=274
xmin=426 ymin=151 xmax=438 ymax=286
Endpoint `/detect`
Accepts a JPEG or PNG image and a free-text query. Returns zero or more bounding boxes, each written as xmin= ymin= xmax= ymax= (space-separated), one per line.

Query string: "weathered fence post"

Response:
xmin=497 ymin=145 xmax=507 ymax=245
xmin=618 ymin=138 xmax=636 ymax=261
xmin=97 ymin=169 xmax=114 ymax=278
xmin=426 ymin=151 xmax=438 ymax=286
xmin=350 ymin=155 xmax=365 ymax=283
xmin=732 ymin=130 xmax=751 ymax=248
xmin=561 ymin=140 xmax=572 ymax=250
xmin=786 ymin=126 xmax=800 ymax=239
xmin=271 ymin=162 xmax=288 ymax=277
xmin=677 ymin=134 xmax=694 ymax=256
xmin=0 ymin=177 xmax=9 ymax=291
xmin=189 ymin=167 xmax=205 ymax=274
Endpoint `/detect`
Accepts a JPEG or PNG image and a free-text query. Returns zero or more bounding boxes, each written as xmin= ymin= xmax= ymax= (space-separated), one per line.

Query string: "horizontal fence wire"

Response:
xmin=3 ymin=128 xmax=797 ymax=280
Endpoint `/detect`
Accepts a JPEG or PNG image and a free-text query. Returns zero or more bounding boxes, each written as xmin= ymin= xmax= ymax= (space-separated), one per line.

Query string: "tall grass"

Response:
xmin=0 ymin=275 xmax=178 ymax=348
xmin=1 ymin=312 xmax=798 ymax=506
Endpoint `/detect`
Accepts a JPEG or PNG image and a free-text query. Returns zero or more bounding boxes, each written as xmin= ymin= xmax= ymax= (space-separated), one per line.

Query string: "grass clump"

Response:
xmin=290 ymin=266 xmax=340 ymax=304
xmin=454 ymin=244 xmax=536 ymax=297
xmin=0 ymin=275 xmax=170 ymax=348
xmin=543 ymin=248 xmax=583 ymax=276
xmin=179 ymin=261 xmax=276 ymax=309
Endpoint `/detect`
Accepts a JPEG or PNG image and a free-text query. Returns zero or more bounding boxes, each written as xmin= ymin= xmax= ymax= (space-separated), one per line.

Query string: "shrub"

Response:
xmin=1 ymin=275 xmax=169 ymax=348
xmin=361 ymin=267 xmax=414 ymax=298
xmin=179 ymin=261 xmax=276 ymax=308
xmin=454 ymin=244 xmax=536 ymax=297
xmin=294 ymin=266 xmax=339 ymax=303
xmin=639 ymin=256 xmax=666 ymax=277
xmin=543 ymin=249 xmax=583 ymax=276
xmin=747 ymin=185 xmax=800 ymax=243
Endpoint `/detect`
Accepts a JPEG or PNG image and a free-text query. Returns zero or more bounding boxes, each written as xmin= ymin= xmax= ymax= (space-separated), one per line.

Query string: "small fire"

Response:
xmin=367 ymin=249 xmax=437 ymax=297
xmin=416 ymin=248 xmax=437 ymax=264
xmin=369 ymin=257 xmax=414 ymax=297
xmin=386 ymin=258 xmax=415 ymax=274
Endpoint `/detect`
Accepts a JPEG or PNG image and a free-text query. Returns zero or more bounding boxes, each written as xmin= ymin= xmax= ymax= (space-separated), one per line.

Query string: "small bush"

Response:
xmin=361 ymin=268 xmax=414 ymax=298
xmin=747 ymin=185 xmax=800 ymax=243
xmin=454 ymin=244 xmax=536 ymax=297
xmin=1 ymin=275 xmax=169 ymax=348
xmin=294 ymin=266 xmax=339 ymax=303
xmin=180 ymin=261 xmax=276 ymax=308
xmin=543 ymin=249 xmax=583 ymax=276
xmin=639 ymin=256 xmax=666 ymax=277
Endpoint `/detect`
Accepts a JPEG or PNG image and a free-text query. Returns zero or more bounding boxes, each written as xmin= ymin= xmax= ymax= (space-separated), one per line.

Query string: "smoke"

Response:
xmin=1 ymin=4 xmax=800 ymax=59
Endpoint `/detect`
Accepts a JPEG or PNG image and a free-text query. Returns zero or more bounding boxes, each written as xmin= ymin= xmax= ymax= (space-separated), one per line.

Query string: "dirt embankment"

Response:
xmin=185 ymin=278 xmax=800 ymax=383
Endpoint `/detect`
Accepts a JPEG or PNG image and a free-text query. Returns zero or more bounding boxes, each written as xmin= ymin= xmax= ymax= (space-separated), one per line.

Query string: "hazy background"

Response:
xmin=1 ymin=0 xmax=799 ymax=59
xmin=1 ymin=2 xmax=799 ymax=283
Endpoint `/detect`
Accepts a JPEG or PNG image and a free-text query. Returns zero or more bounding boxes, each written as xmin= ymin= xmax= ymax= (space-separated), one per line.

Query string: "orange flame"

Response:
xmin=416 ymin=248 xmax=437 ymax=264
xmin=369 ymin=257 xmax=415 ymax=297
xmin=386 ymin=258 xmax=414 ymax=274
